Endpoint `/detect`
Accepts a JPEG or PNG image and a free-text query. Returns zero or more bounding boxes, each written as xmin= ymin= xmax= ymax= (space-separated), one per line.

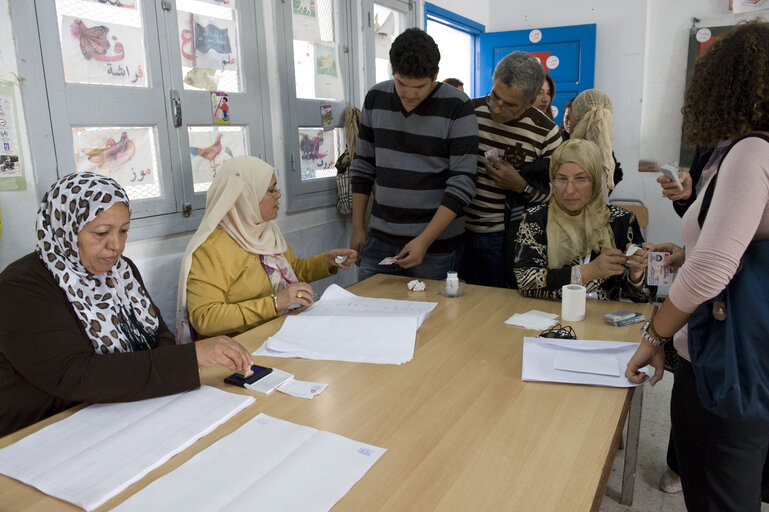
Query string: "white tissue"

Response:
xmin=561 ymin=284 xmax=586 ymax=321
xmin=334 ymin=255 xmax=347 ymax=265
xmin=407 ymin=279 xmax=426 ymax=291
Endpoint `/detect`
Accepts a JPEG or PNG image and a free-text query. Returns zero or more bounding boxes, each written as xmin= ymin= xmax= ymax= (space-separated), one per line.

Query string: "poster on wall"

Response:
xmin=73 ymin=127 xmax=156 ymax=189
xmin=178 ymin=11 xmax=238 ymax=73
xmin=314 ymin=43 xmax=344 ymax=100
xmin=189 ymin=128 xmax=245 ymax=188
xmin=60 ymin=15 xmax=146 ymax=86
xmin=732 ymin=0 xmax=769 ymax=13
xmin=0 ymin=87 xmax=26 ymax=191
xmin=298 ymin=128 xmax=336 ymax=180
xmin=292 ymin=0 xmax=321 ymax=42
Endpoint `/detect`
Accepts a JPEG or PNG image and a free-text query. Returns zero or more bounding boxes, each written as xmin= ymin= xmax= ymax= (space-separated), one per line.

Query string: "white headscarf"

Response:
xmin=36 ymin=172 xmax=160 ymax=353
xmin=570 ymin=89 xmax=616 ymax=193
xmin=176 ymin=156 xmax=293 ymax=343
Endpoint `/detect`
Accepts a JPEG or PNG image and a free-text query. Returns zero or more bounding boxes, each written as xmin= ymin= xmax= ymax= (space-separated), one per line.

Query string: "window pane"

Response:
xmin=292 ymin=0 xmax=344 ymax=100
xmin=189 ymin=126 xmax=248 ymax=193
xmin=373 ymin=4 xmax=407 ymax=84
xmin=72 ymin=126 xmax=161 ymax=200
xmin=298 ymin=127 xmax=342 ymax=180
xmin=55 ymin=0 xmax=148 ymax=87
xmin=427 ymin=20 xmax=473 ymax=97
xmin=176 ymin=0 xmax=243 ymax=93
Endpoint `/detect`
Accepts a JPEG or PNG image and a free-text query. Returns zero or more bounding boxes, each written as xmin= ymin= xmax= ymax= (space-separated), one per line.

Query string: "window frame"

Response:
xmin=424 ymin=2 xmax=485 ymax=98
xmin=277 ymin=0 xmax=363 ymax=213
xmin=9 ymin=0 xmax=275 ymax=240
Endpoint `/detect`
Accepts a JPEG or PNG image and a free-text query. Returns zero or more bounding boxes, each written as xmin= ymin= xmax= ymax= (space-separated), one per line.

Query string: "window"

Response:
xmin=424 ymin=3 xmax=484 ymax=98
xmin=366 ymin=0 xmax=417 ymax=89
xmin=11 ymin=0 xmax=272 ymax=239
xmin=277 ymin=0 xmax=362 ymax=213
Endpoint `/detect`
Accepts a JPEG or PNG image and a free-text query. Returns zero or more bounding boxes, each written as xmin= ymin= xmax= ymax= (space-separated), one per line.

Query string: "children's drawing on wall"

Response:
xmin=178 ymin=12 xmax=238 ymax=76
xmin=73 ymin=128 xmax=156 ymax=189
xmin=61 ymin=16 xmax=146 ymax=86
xmin=83 ymin=0 xmax=137 ymax=9
xmin=292 ymin=0 xmax=321 ymax=42
xmin=189 ymin=128 xmax=245 ymax=190
xmin=211 ymin=92 xmax=230 ymax=123
xmin=314 ymin=44 xmax=344 ymax=100
xmin=733 ymin=0 xmax=769 ymax=13
xmin=299 ymin=128 xmax=336 ymax=180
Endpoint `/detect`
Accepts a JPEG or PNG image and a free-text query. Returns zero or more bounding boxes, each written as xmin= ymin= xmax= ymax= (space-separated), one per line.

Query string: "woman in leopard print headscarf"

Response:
xmin=0 ymin=172 xmax=253 ymax=437
xmin=36 ymin=172 xmax=161 ymax=353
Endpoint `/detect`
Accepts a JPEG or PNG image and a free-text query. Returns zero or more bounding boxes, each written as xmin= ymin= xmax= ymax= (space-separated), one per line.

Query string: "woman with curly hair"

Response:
xmin=626 ymin=20 xmax=769 ymax=511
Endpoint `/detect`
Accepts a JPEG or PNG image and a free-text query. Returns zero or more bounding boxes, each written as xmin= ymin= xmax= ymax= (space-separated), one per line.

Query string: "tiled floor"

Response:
xmin=599 ymin=377 xmax=769 ymax=511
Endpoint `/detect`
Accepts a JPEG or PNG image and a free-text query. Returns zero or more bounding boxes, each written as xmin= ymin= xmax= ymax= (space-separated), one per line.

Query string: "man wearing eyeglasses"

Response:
xmin=350 ymin=28 xmax=478 ymax=282
xmin=461 ymin=52 xmax=562 ymax=288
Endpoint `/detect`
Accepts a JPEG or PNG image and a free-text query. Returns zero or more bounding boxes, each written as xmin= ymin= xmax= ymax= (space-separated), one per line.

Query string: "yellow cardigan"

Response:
xmin=186 ymin=229 xmax=334 ymax=337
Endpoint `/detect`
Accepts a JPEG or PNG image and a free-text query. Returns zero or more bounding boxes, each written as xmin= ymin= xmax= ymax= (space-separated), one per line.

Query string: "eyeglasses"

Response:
xmin=485 ymin=90 xmax=526 ymax=116
xmin=266 ymin=186 xmax=280 ymax=198
xmin=553 ymin=177 xmax=592 ymax=188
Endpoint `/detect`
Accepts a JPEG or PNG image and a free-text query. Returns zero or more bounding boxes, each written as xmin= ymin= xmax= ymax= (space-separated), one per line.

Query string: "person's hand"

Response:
xmin=642 ymin=242 xmax=685 ymax=271
xmin=326 ymin=248 xmax=358 ymax=270
xmin=484 ymin=158 xmax=527 ymax=192
xmin=394 ymin=236 xmax=430 ymax=269
xmin=625 ymin=339 xmax=666 ymax=386
xmin=584 ymin=249 xmax=627 ymax=281
xmin=625 ymin=243 xmax=648 ymax=283
xmin=350 ymin=228 xmax=366 ymax=265
xmin=195 ymin=335 xmax=253 ymax=373
xmin=276 ymin=282 xmax=315 ymax=311
xmin=657 ymin=171 xmax=692 ymax=202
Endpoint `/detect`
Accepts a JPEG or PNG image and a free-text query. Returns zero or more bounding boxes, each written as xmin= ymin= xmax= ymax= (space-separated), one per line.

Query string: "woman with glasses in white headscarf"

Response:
xmin=177 ymin=156 xmax=357 ymax=343
xmin=513 ymin=139 xmax=650 ymax=302
xmin=0 ymin=172 xmax=253 ymax=437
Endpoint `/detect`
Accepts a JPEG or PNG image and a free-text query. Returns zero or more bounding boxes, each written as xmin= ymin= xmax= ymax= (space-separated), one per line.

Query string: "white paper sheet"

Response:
xmin=0 ymin=386 xmax=253 ymax=511
xmin=254 ymin=285 xmax=436 ymax=364
xmin=505 ymin=310 xmax=559 ymax=330
xmin=112 ymin=413 xmax=386 ymax=512
xmin=522 ymin=337 xmax=651 ymax=388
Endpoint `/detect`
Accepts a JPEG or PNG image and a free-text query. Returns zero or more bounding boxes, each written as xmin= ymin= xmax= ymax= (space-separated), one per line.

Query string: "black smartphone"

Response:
xmin=224 ymin=365 xmax=273 ymax=387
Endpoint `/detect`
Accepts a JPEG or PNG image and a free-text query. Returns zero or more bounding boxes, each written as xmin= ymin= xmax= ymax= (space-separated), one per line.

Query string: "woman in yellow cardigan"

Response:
xmin=176 ymin=156 xmax=357 ymax=343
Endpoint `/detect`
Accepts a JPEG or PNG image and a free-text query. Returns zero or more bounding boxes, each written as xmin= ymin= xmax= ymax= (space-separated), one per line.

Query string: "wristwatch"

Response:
xmin=523 ymin=184 xmax=534 ymax=195
xmin=639 ymin=320 xmax=672 ymax=346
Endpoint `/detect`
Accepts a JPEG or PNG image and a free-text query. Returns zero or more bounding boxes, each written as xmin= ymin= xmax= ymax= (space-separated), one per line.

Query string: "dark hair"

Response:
xmin=443 ymin=78 xmax=464 ymax=88
xmin=682 ymin=20 xmax=769 ymax=147
xmin=542 ymin=74 xmax=556 ymax=119
xmin=389 ymin=28 xmax=440 ymax=79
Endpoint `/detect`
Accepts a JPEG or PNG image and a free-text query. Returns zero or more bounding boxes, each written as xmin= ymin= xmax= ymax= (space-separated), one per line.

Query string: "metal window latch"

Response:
xmin=170 ymin=89 xmax=182 ymax=127
xmin=182 ymin=202 xmax=192 ymax=217
xmin=161 ymin=0 xmax=172 ymax=11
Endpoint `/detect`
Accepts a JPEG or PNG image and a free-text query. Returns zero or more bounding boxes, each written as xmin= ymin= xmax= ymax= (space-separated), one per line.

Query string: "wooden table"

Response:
xmin=0 ymin=274 xmax=653 ymax=511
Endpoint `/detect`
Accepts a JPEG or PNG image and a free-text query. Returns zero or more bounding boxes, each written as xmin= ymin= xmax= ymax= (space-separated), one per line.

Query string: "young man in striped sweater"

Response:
xmin=350 ymin=28 xmax=479 ymax=282
xmin=461 ymin=52 xmax=562 ymax=288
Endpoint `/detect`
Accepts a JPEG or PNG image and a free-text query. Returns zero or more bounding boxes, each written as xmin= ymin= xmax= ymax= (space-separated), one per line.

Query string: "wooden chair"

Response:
xmin=610 ymin=198 xmax=649 ymax=239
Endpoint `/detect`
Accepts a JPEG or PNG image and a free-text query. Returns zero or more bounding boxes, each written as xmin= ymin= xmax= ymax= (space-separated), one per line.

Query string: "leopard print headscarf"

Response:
xmin=36 ymin=172 xmax=160 ymax=354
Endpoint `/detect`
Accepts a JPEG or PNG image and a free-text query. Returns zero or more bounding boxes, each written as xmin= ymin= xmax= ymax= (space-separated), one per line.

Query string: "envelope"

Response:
xmin=522 ymin=337 xmax=650 ymax=388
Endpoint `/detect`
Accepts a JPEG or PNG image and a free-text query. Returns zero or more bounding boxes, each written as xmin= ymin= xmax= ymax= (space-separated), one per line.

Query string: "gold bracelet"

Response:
xmin=271 ymin=294 xmax=283 ymax=316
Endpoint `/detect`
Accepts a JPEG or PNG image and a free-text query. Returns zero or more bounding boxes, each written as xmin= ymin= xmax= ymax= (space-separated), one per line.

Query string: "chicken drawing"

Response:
xmin=190 ymin=133 xmax=223 ymax=169
xmin=84 ymin=131 xmax=136 ymax=171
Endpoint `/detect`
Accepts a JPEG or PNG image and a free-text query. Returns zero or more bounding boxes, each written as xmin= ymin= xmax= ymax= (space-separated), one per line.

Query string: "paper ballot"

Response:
xmin=113 ymin=414 xmax=386 ymax=512
xmin=0 ymin=386 xmax=253 ymax=511
xmin=254 ymin=285 xmax=437 ymax=364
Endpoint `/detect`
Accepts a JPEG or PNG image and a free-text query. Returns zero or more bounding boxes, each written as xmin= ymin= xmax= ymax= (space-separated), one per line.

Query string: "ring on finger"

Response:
xmin=297 ymin=291 xmax=303 ymax=299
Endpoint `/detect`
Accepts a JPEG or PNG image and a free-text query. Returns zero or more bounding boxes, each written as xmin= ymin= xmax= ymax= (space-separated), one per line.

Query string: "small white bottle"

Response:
xmin=446 ymin=271 xmax=459 ymax=297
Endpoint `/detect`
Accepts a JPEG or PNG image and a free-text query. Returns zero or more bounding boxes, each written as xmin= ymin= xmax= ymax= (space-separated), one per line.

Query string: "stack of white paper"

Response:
xmin=0 ymin=386 xmax=253 ymax=511
xmin=505 ymin=310 xmax=559 ymax=330
xmin=254 ymin=284 xmax=437 ymax=364
xmin=521 ymin=337 xmax=651 ymax=388
xmin=112 ymin=413 xmax=387 ymax=512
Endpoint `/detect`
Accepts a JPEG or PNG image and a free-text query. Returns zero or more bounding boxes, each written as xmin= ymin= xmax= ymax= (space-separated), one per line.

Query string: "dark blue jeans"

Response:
xmin=358 ymin=236 xmax=460 ymax=282
xmin=459 ymin=230 xmax=506 ymax=287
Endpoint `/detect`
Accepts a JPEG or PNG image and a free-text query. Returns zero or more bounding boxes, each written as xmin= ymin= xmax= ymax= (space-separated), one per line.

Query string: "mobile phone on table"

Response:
xmin=224 ymin=365 xmax=273 ymax=387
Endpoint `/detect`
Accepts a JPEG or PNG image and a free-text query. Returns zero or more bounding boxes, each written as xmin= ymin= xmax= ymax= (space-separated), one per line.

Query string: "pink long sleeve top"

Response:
xmin=669 ymin=136 xmax=769 ymax=360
